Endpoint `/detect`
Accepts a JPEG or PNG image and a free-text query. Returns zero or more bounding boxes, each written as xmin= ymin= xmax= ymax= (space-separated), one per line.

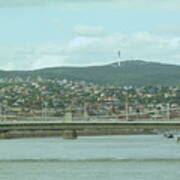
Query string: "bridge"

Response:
xmin=1 ymin=121 xmax=180 ymax=139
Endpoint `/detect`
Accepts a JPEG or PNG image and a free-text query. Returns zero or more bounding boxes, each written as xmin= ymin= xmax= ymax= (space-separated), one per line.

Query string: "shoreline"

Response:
xmin=0 ymin=129 xmax=156 ymax=139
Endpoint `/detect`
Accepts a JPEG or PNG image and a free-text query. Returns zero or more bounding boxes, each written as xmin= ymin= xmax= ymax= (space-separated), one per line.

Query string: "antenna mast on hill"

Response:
xmin=118 ymin=50 xmax=121 ymax=67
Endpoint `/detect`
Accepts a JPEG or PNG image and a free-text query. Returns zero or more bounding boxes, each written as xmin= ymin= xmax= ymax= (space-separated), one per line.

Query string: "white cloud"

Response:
xmin=74 ymin=25 xmax=106 ymax=36
xmin=1 ymin=30 xmax=180 ymax=70
xmin=154 ymin=24 xmax=180 ymax=37
xmin=107 ymin=0 xmax=180 ymax=11
xmin=1 ymin=0 xmax=180 ymax=11
xmin=0 ymin=0 xmax=110 ymax=8
xmin=30 ymin=55 xmax=68 ymax=70
xmin=65 ymin=36 xmax=100 ymax=52
xmin=62 ymin=31 xmax=180 ymax=65
xmin=0 ymin=62 xmax=16 ymax=71
xmin=0 ymin=0 xmax=46 ymax=7
xmin=66 ymin=0 xmax=180 ymax=11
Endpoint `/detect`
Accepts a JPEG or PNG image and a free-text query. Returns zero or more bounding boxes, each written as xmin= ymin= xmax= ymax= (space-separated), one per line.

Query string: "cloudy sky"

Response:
xmin=0 ymin=0 xmax=180 ymax=70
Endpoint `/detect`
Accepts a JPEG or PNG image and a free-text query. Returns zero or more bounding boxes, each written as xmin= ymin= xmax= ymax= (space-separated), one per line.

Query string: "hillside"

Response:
xmin=1 ymin=60 xmax=180 ymax=86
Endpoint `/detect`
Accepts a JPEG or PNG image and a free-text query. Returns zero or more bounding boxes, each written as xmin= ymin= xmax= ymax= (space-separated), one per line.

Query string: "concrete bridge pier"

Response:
xmin=62 ymin=129 xmax=77 ymax=139
xmin=0 ymin=133 xmax=7 ymax=139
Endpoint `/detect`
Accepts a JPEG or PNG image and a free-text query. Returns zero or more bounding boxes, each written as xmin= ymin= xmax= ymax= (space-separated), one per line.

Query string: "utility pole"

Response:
xmin=167 ymin=103 xmax=170 ymax=120
xmin=42 ymin=101 xmax=48 ymax=121
xmin=1 ymin=104 xmax=6 ymax=121
xmin=0 ymin=105 xmax=2 ymax=121
xmin=125 ymin=95 xmax=129 ymax=121
xmin=83 ymin=103 xmax=89 ymax=121
xmin=41 ymin=102 xmax=43 ymax=120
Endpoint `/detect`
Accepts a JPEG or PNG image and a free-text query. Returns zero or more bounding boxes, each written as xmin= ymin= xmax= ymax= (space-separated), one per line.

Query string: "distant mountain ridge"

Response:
xmin=0 ymin=60 xmax=180 ymax=86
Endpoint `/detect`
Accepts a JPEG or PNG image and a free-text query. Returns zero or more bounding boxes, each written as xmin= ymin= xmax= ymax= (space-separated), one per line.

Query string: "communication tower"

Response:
xmin=118 ymin=50 xmax=121 ymax=66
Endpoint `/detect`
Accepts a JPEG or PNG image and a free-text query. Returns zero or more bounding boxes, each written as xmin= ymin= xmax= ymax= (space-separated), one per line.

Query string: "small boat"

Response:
xmin=163 ymin=133 xmax=174 ymax=139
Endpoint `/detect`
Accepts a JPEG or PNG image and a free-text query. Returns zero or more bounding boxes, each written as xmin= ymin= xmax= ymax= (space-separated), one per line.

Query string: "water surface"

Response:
xmin=0 ymin=135 xmax=180 ymax=180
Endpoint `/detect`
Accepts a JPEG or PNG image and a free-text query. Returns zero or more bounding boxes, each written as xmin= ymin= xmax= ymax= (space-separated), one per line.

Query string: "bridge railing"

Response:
xmin=0 ymin=107 xmax=180 ymax=122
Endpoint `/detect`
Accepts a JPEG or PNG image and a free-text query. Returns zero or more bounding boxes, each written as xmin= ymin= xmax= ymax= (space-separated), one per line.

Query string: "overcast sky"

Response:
xmin=0 ymin=0 xmax=180 ymax=70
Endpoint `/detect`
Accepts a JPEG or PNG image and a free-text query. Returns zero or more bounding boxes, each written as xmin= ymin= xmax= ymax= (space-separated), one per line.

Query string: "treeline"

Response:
xmin=0 ymin=60 xmax=180 ymax=87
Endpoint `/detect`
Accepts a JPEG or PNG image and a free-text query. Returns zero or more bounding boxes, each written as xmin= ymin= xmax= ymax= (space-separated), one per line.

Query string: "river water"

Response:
xmin=0 ymin=135 xmax=180 ymax=180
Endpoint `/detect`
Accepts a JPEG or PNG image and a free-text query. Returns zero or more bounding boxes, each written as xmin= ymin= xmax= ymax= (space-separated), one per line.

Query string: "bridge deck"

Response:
xmin=0 ymin=121 xmax=180 ymax=131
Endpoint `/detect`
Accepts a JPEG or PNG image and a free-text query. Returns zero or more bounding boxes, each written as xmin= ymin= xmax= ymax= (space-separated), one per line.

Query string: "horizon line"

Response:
xmin=0 ymin=59 xmax=179 ymax=72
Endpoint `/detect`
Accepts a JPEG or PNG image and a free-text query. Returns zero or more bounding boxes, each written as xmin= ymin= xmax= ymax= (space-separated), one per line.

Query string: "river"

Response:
xmin=0 ymin=135 xmax=180 ymax=180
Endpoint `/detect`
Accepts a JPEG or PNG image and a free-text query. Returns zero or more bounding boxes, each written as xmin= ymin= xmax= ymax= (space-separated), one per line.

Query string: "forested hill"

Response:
xmin=1 ymin=60 xmax=180 ymax=86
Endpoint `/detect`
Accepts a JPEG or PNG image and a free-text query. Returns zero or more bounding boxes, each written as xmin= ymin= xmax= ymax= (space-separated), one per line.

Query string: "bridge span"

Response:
xmin=0 ymin=121 xmax=180 ymax=139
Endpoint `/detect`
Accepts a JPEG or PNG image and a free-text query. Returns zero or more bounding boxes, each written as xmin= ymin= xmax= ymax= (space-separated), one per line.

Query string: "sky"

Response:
xmin=0 ymin=0 xmax=180 ymax=70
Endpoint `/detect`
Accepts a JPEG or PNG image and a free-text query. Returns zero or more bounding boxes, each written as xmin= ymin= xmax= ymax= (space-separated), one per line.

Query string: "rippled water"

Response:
xmin=0 ymin=135 xmax=180 ymax=180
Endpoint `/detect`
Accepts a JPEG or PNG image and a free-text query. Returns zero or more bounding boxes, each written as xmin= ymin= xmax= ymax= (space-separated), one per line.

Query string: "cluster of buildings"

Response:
xmin=0 ymin=77 xmax=180 ymax=121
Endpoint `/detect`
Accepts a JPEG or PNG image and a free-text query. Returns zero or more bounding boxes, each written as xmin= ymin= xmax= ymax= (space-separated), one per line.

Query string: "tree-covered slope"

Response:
xmin=0 ymin=60 xmax=180 ymax=86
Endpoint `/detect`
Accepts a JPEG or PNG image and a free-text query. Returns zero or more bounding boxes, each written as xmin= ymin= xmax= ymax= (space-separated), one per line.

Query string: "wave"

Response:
xmin=0 ymin=158 xmax=180 ymax=163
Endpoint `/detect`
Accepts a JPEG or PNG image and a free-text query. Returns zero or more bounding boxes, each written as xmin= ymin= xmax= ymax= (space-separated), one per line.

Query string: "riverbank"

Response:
xmin=0 ymin=129 xmax=156 ymax=139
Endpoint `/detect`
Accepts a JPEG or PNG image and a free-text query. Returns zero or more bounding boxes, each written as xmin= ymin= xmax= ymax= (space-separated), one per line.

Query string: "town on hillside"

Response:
xmin=0 ymin=77 xmax=180 ymax=121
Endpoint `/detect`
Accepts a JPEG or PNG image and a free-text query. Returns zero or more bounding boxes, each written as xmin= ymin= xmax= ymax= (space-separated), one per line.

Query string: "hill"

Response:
xmin=1 ymin=60 xmax=180 ymax=86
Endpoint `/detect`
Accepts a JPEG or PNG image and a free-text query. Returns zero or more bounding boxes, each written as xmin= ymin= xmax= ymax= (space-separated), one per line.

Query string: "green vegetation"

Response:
xmin=1 ymin=60 xmax=180 ymax=86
